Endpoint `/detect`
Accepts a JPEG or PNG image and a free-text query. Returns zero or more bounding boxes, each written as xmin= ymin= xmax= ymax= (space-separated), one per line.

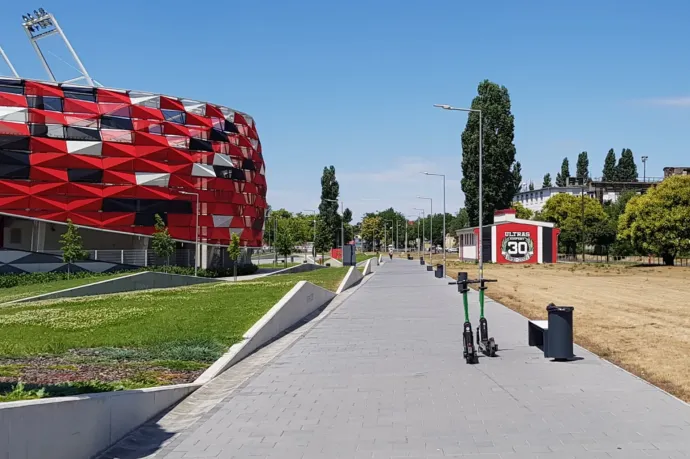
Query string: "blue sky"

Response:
xmin=2 ymin=1 xmax=689 ymax=221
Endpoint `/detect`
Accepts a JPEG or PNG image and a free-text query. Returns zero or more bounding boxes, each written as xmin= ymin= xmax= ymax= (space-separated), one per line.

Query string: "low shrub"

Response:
xmin=147 ymin=264 xmax=259 ymax=278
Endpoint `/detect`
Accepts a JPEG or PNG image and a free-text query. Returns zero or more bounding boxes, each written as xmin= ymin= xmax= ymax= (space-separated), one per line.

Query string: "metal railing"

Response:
xmin=557 ymin=253 xmax=690 ymax=266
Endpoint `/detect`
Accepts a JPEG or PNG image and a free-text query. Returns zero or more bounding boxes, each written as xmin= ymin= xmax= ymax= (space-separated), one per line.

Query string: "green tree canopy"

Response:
xmin=602 ymin=148 xmax=617 ymax=181
xmin=318 ymin=166 xmax=341 ymax=247
xmin=618 ymin=175 xmax=690 ymax=265
xmin=528 ymin=181 xmax=534 ymax=191
xmin=313 ymin=217 xmax=332 ymax=254
xmin=151 ymin=214 xmax=175 ymax=267
xmin=616 ymin=148 xmax=638 ymax=182
xmin=361 ymin=215 xmax=382 ymax=251
xmin=60 ymin=219 xmax=87 ymax=277
xmin=541 ymin=193 xmax=609 ymax=256
xmin=555 ymin=157 xmax=570 ymax=187
xmin=274 ymin=219 xmax=295 ymax=266
xmin=511 ymin=202 xmax=534 ymax=220
xmin=461 ymin=80 xmax=520 ymax=226
xmin=576 ymin=151 xmax=589 ymax=182
xmin=542 ymin=173 xmax=552 ymax=188
xmin=227 ymin=232 xmax=242 ymax=280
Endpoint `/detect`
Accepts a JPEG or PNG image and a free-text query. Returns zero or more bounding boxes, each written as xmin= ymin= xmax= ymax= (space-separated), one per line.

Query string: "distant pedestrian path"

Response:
xmin=107 ymin=258 xmax=690 ymax=458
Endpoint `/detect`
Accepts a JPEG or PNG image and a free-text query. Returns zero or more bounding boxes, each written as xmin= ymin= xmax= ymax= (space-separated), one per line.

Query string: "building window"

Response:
xmin=10 ymin=228 xmax=21 ymax=244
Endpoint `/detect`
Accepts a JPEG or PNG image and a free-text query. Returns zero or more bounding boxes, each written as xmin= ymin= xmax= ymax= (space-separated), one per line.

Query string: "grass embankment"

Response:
xmin=444 ymin=261 xmax=690 ymax=402
xmin=0 ymin=273 xmax=129 ymax=304
xmin=0 ymin=267 xmax=348 ymax=402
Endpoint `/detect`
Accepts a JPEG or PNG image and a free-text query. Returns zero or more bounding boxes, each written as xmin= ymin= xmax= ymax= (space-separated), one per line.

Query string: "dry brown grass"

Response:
xmin=440 ymin=260 xmax=690 ymax=402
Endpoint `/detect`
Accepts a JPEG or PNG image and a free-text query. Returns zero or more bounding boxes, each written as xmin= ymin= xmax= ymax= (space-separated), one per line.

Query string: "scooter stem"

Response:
xmin=479 ymin=280 xmax=485 ymax=320
xmin=462 ymin=289 xmax=470 ymax=323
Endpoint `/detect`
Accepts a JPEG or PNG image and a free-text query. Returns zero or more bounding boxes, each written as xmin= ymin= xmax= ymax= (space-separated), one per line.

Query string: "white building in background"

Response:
xmin=513 ymin=186 xmax=606 ymax=213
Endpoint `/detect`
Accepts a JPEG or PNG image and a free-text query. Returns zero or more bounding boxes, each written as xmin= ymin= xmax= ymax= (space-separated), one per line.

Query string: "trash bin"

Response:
xmin=546 ymin=304 xmax=574 ymax=360
xmin=419 ymin=257 xmax=425 ymax=266
xmin=435 ymin=264 xmax=444 ymax=278
xmin=426 ymin=265 xmax=433 ymax=271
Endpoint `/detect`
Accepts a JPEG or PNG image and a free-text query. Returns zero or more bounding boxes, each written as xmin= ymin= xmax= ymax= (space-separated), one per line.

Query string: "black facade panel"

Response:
xmin=0 ymin=136 xmax=30 ymax=152
xmin=101 ymin=115 xmax=134 ymax=131
xmin=224 ymin=120 xmax=239 ymax=134
xmin=242 ymin=159 xmax=255 ymax=171
xmin=134 ymin=212 xmax=167 ymax=227
xmin=542 ymin=227 xmax=553 ymax=263
xmin=210 ymin=128 xmax=229 ymax=142
xmin=482 ymin=226 xmax=492 ymax=263
xmin=0 ymin=151 xmax=30 ymax=166
xmin=67 ymin=168 xmax=104 ymax=183
xmin=102 ymin=198 xmax=192 ymax=215
xmin=0 ymin=78 xmax=24 ymax=95
xmin=189 ymin=137 xmax=213 ymax=152
xmin=0 ymin=165 xmax=30 ymax=179
xmin=231 ymin=167 xmax=245 ymax=181
xmin=63 ymin=87 xmax=96 ymax=102
xmin=27 ymin=96 xmax=63 ymax=111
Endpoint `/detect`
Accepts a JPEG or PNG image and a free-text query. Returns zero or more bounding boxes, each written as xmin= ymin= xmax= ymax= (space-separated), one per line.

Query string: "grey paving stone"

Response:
xmin=106 ymin=259 xmax=690 ymax=458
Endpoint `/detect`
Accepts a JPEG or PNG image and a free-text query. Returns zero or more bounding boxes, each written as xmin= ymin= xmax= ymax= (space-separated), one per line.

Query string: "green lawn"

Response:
xmin=0 ymin=273 xmax=129 ymax=305
xmin=356 ymin=253 xmax=377 ymax=263
xmin=0 ymin=267 xmax=348 ymax=401
xmin=0 ymin=267 xmax=348 ymax=357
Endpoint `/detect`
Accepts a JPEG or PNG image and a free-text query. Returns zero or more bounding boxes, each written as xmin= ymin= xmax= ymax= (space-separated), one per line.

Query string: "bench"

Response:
xmin=528 ymin=320 xmax=549 ymax=355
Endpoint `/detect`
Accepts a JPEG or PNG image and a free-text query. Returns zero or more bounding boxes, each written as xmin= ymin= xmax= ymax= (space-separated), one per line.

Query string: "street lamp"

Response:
xmin=417 ymin=196 xmax=432 ymax=257
xmin=641 ymin=156 xmax=648 ymax=182
xmin=303 ymin=209 xmax=317 ymax=261
xmin=324 ymin=199 xmax=344 ymax=251
xmin=413 ymin=207 xmax=425 ymax=258
xmin=178 ymin=190 xmax=199 ymax=277
xmin=434 ymin=103 xmax=484 ymax=280
xmin=424 ymin=172 xmax=446 ymax=273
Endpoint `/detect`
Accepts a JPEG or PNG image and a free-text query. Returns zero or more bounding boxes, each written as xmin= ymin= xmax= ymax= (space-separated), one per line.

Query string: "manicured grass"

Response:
xmin=0 ymin=267 xmax=348 ymax=358
xmin=0 ymin=273 xmax=129 ymax=305
xmin=356 ymin=253 xmax=377 ymax=263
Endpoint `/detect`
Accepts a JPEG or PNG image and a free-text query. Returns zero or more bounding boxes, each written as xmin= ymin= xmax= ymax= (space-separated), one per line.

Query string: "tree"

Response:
xmin=342 ymin=208 xmax=353 ymax=244
xmin=461 ymin=80 xmax=520 ymax=227
xmin=576 ymin=151 xmax=589 ymax=182
xmin=361 ymin=215 xmax=382 ymax=251
xmin=618 ymin=175 xmax=690 ymax=265
xmin=555 ymin=158 xmax=570 ymax=187
xmin=602 ymin=148 xmax=617 ymax=182
xmin=511 ymin=202 xmax=534 ymax=220
xmin=541 ymin=193 xmax=609 ymax=257
xmin=313 ymin=217 xmax=331 ymax=262
xmin=542 ymin=173 xmax=552 ymax=188
xmin=151 ymin=214 xmax=175 ymax=271
xmin=616 ymin=148 xmax=638 ymax=182
xmin=60 ymin=219 xmax=87 ymax=279
xmin=227 ymin=232 xmax=241 ymax=281
xmin=528 ymin=181 xmax=534 ymax=191
xmin=318 ymin=166 xmax=341 ymax=248
xmin=604 ymin=190 xmax=638 ymax=257
xmin=274 ymin=219 xmax=295 ymax=268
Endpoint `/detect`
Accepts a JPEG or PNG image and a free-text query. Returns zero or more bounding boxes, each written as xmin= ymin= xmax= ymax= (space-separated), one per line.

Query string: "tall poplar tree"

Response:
xmin=460 ymin=80 xmax=520 ymax=226
xmin=576 ymin=151 xmax=590 ymax=182
xmin=555 ymin=158 xmax=570 ymax=186
xmin=602 ymin=149 xmax=617 ymax=181
xmin=616 ymin=148 xmax=638 ymax=182
xmin=317 ymin=166 xmax=342 ymax=248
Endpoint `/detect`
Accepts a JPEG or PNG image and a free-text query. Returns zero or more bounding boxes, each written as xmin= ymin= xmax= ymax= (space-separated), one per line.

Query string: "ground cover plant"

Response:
xmin=0 ymin=267 xmax=348 ymax=401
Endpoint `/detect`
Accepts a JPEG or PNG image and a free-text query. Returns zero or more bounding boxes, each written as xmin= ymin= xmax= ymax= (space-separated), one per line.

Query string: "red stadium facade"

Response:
xmin=0 ymin=77 xmax=267 ymax=257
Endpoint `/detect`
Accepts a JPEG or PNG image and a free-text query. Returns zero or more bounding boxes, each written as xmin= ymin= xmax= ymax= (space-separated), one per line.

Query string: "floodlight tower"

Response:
xmin=21 ymin=8 xmax=95 ymax=86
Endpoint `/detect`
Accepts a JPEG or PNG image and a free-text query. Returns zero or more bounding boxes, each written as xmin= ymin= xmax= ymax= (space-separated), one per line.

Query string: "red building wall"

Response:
xmin=495 ymin=222 xmax=539 ymax=264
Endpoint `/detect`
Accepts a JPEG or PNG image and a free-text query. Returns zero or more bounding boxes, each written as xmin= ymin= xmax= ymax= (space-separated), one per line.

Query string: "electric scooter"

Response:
xmin=476 ymin=278 xmax=499 ymax=357
xmin=448 ymin=272 xmax=478 ymax=364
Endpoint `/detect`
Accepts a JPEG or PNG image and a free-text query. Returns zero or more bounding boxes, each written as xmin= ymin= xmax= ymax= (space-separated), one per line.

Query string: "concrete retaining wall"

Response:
xmin=0 ymin=383 xmax=198 ymax=459
xmin=196 ymin=281 xmax=336 ymax=383
xmin=362 ymin=259 xmax=373 ymax=276
xmin=263 ymin=263 xmax=326 ymax=277
xmin=336 ymin=266 xmax=364 ymax=294
xmin=8 ymin=271 xmax=219 ymax=304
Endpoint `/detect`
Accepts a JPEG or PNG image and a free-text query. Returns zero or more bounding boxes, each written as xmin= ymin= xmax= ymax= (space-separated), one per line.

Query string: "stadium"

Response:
xmin=0 ymin=9 xmax=266 ymax=271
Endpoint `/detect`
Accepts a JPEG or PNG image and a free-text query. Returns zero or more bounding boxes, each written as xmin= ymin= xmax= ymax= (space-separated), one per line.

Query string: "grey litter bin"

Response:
xmin=419 ymin=257 xmax=425 ymax=266
xmin=546 ymin=304 xmax=574 ymax=360
xmin=435 ymin=264 xmax=444 ymax=278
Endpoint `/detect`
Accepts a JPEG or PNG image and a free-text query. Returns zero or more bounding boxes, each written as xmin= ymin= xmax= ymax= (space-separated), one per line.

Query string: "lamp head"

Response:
xmin=434 ymin=104 xmax=452 ymax=110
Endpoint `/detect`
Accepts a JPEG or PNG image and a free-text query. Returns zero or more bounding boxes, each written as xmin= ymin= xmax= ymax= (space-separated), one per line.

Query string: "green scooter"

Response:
xmin=448 ymin=272 xmax=498 ymax=363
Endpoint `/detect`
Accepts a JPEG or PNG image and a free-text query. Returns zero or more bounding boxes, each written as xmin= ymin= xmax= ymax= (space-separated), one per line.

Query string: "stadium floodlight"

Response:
xmin=20 ymin=8 xmax=95 ymax=86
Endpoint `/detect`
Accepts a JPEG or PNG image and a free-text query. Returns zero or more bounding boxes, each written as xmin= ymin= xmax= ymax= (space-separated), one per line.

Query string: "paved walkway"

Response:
xmin=105 ymin=259 xmax=690 ymax=458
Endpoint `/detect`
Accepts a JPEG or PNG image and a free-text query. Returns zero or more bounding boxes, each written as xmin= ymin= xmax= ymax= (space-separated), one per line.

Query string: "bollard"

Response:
xmin=435 ymin=264 xmax=444 ymax=278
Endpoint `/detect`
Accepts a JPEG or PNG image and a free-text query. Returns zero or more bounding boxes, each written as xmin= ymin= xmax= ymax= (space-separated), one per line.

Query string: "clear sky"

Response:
xmin=2 ymin=1 xmax=689 ymax=222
